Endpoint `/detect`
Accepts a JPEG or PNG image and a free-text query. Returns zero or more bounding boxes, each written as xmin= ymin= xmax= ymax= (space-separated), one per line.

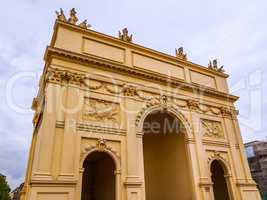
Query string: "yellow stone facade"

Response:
xmin=21 ymin=9 xmax=261 ymax=200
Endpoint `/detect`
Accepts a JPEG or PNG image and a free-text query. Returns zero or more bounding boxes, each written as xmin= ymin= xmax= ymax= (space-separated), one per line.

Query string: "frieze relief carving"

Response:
xmin=187 ymin=99 xmax=199 ymax=110
xmin=46 ymin=68 xmax=84 ymax=85
xmin=46 ymin=68 xmax=237 ymax=119
xmin=201 ymin=119 xmax=224 ymax=138
xmin=83 ymin=98 xmax=121 ymax=125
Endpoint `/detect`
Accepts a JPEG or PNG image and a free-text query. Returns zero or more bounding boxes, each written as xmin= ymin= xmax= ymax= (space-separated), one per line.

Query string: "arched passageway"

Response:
xmin=81 ymin=151 xmax=116 ymax=200
xmin=142 ymin=110 xmax=192 ymax=200
xmin=211 ymin=160 xmax=230 ymax=200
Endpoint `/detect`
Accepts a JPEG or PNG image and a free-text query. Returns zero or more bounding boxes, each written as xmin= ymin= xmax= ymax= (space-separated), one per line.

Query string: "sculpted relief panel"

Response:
xmin=201 ymin=119 xmax=224 ymax=138
xmin=83 ymin=98 xmax=121 ymax=126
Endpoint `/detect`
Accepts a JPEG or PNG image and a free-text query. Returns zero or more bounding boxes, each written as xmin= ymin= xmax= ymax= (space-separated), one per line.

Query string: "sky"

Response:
xmin=0 ymin=0 xmax=266 ymax=189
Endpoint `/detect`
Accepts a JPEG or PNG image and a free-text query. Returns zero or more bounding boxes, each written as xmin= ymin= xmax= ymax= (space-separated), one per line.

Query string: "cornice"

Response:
xmin=30 ymin=180 xmax=77 ymax=186
xmin=56 ymin=120 xmax=126 ymax=136
xmin=44 ymin=46 xmax=239 ymax=103
xmin=77 ymin=123 xmax=126 ymax=136
xmin=202 ymin=139 xmax=230 ymax=148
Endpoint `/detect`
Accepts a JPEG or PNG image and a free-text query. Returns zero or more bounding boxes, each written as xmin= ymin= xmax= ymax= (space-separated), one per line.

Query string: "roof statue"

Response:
xmin=68 ymin=8 xmax=78 ymax=24
xmin=55 ymin=8 xmax=228 ymax=73
xmin=175 ymin=47 xmax=187 ymax=60
xmin=79 ymin=20 xmax=91 ymax=29
xmin=119 ymin=28 xmax=133 ymax=42
xmin=56 ymin=8 xmax=67 ymax=22
xmin=208 ymin=59 xmax=225 ymax=73
xmin=56 ymin=8 xmax=91 ymax=29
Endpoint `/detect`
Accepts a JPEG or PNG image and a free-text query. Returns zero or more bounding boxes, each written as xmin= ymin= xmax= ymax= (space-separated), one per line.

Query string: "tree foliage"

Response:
xmin=0 ymin=175 xmax=11 ymax=200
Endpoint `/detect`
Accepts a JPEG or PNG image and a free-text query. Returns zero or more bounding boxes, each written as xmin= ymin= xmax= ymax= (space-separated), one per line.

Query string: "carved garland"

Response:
xmin=46 ymin=68 xmax=237 ymax=118
xmin=46 ymin=68 xmax=84 ymax=86
xmin=81 ymin=139 xmax=120 ymax=161
xmin=135 ymin=96 xmax=194 ymax=136
xmin=207 ymin=151 xmax=230 ymax=174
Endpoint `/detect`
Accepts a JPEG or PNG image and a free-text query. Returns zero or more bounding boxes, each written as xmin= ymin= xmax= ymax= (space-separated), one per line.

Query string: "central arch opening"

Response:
xmin=81 ymin=151 xmax=116 ymax=200
xmin=143 ymin=110 xmax=192 ymax=200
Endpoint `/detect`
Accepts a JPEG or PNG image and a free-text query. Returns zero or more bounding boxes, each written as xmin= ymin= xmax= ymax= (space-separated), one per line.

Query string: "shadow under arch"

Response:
xmin=136 ymin=104 xmax=194 ymax=139
xmin=138 ymin=104 xmax=195 ymax=200
xmin=208 ymin=157 xmax=231 ymax=177
xmin=80 ymin=147 xmax=121 ymax=200
xmin=80 ymin=147 xmax=121 ymax=172
xmin=209 ymin=158 xmax=232 ymax=200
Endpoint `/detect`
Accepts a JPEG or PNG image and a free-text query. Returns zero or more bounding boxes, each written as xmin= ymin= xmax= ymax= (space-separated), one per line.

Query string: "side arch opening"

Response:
xmin=211 ymin=160 xmax=230 ymax=200
xmin=81 ymin=151 xmax=116 ymax=200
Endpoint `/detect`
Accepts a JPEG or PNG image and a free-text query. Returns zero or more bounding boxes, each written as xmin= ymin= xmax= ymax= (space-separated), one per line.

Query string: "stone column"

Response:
xmin=231 ymin=117 xmax=254 ymax=180
xmin=31 ymin=83 xmax=59 ymax=180
xmin=186 ymin=138 xmax=204 ymax=200
xmin=59 ymin=80 xmax=83 ymax=181
xmin=188 ymin=105 xmax=212 ymax=199
xmin=136 ymin=132 xmax=146 ymax=199
xmin=115 ymin=170 xmax=122 ymax=200
xmin=76 ymin=168 xmax=84 ymax=200
xmin=122 ymin=94 xmax=143 ymax=200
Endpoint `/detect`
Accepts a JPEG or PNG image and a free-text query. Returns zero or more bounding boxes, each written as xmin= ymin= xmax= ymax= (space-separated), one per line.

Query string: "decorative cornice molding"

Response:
xmin=236 ymin=180 xmax=258 ymax=187
xmin=46 ymin=67 xmax=84 ymax=86
xmin=77 ymin=123 xmax=126 ymax=135
xmin=45 ymin=67 xmax=238 ymax=120
xmin=44 ymin=46 xmax=238 ymax=102
xmin=202 ymin=139 xmax=230 ymax=148
xmin=46 ymin=68 xmax=237 ymax=121
xmin=56 ymin=120 xmax=126 ymax=135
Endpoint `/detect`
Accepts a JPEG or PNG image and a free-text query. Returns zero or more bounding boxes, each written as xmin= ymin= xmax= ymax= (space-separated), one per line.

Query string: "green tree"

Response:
xmin=0 ymin=175 xmax=11 ymax=200
xmin=263 ymin=192 xmax=267 ymax=200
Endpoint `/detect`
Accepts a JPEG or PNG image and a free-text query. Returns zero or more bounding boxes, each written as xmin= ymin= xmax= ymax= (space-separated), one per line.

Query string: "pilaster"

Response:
xmin=59 ymin=82 xmax=83 ymax=181
xmin=123 ymin=95 xmax=143 ymax=199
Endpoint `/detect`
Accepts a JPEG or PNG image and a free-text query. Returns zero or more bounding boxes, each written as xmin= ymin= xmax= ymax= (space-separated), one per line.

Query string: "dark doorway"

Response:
xmin=81 ymin=151 xmax=116 ymax=200
xmin=211 ymin=160 xmax=230 ymax=200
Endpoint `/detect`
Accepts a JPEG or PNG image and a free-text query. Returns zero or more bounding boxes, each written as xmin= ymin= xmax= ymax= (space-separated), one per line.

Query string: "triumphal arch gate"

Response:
xmin=21 ymin=9 xmax=261 ymax=200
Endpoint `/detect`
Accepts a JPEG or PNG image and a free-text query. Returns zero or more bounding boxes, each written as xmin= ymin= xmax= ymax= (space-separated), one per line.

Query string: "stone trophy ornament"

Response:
xmin=119 ymin=28 xmax=133 ymax=42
